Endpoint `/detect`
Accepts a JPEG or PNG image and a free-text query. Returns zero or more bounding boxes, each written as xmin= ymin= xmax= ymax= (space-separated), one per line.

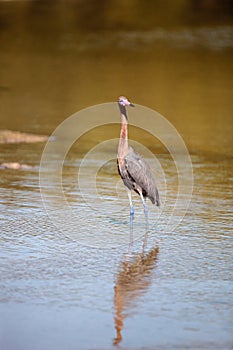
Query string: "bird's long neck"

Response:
xmin=118 ymin=104 xmax=129 ymax=163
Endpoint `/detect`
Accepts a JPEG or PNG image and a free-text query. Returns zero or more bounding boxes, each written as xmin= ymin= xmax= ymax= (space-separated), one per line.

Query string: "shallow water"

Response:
xmin=1 ymin=152 xmax=232 ymax=349
xmin=0 ymin=1 xmax=233 ymax=349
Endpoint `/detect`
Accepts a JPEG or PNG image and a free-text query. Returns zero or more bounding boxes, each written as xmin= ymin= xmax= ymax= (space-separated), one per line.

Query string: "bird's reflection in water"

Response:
xmin=113 ymin=245 xmax=159 ymax=345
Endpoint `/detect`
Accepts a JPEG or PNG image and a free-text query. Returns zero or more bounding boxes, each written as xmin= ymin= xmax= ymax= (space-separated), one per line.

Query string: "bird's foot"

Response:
xmin=130 ymin=206 xmax=134 ymax=217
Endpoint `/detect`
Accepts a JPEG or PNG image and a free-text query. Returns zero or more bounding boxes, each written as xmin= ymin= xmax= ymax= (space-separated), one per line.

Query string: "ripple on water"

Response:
xmin=0 ymin=155 xmax=232 ymax=349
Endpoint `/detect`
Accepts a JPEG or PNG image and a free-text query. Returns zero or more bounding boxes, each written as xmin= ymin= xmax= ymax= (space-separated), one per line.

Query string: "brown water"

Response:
xmin=0 ymin=1 xmax=233 ymax=350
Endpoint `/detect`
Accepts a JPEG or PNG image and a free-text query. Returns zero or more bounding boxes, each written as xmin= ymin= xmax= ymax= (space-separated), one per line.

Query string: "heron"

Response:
xmin=117 ymin=96 xmax=160 ymax=227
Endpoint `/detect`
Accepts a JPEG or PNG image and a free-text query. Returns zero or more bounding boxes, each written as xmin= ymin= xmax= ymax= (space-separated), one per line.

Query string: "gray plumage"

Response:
xmin=117 ymin=146 xmax=160 ymax=206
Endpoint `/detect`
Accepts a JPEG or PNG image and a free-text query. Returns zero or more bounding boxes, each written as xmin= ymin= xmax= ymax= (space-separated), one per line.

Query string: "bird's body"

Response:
xmin=117 ymin=146 xmax=160 ymax=206
xmin=117 ymin=96 xmax=160 ymax=218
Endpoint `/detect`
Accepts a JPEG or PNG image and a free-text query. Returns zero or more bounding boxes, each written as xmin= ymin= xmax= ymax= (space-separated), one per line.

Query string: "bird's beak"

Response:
xmin=129 ymin=103 xmax=135 ymax=107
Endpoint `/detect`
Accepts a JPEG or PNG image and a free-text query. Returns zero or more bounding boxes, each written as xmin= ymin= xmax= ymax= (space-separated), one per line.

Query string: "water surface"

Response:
xmin=0 ymin=1 xmax=233 ymax=349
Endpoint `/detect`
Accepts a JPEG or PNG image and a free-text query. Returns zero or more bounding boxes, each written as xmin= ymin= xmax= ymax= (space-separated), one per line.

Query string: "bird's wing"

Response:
xmin=125 ymin=147 xmax=160 ymax=205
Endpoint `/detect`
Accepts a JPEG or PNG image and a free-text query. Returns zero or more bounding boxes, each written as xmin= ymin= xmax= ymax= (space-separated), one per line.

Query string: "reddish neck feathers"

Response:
xmin=118 ymin=113 xmax=128 ymax=164
xmin=120 ymin=116 xmax=128 ymax=140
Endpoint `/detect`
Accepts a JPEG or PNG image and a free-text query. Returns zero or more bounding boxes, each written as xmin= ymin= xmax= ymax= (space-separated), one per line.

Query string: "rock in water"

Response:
xmin=0 ymin=130 xmax=48 ymax=144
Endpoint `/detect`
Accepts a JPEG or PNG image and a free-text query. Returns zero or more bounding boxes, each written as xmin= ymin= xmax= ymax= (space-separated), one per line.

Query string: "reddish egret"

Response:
xmin=117 ymin=96 xmax=160 ymax=224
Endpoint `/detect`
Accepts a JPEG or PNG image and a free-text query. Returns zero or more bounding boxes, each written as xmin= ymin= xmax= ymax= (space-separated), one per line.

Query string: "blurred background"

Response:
xmin=0 ymin=0 xmax=233 ymax=157
xmin=0 ymin=2 xmax=233 ymax=350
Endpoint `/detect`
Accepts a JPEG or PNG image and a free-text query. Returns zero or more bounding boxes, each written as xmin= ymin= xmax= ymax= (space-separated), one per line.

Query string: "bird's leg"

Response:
xmin=127 ymin=189 xmax=134 ymax=253
xmin=127 ymin=189 xmax=134 ymax=217
xmin=139 ymin=191 xmax=149 ymax=249
xmin=139 ymin=191 xmax=148 ymax=221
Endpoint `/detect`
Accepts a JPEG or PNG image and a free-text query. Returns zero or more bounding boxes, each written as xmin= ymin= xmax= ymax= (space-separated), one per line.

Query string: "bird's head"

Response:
xmin=118 ymin=96 xmax=135 ymax=107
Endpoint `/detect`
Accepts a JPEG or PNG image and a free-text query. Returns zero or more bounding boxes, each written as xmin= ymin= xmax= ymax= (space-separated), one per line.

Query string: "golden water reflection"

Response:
xmin=113 ymin=245 xmax=159 ymax=345
xmin=0 ymin=1 xmax=232 ymax=158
